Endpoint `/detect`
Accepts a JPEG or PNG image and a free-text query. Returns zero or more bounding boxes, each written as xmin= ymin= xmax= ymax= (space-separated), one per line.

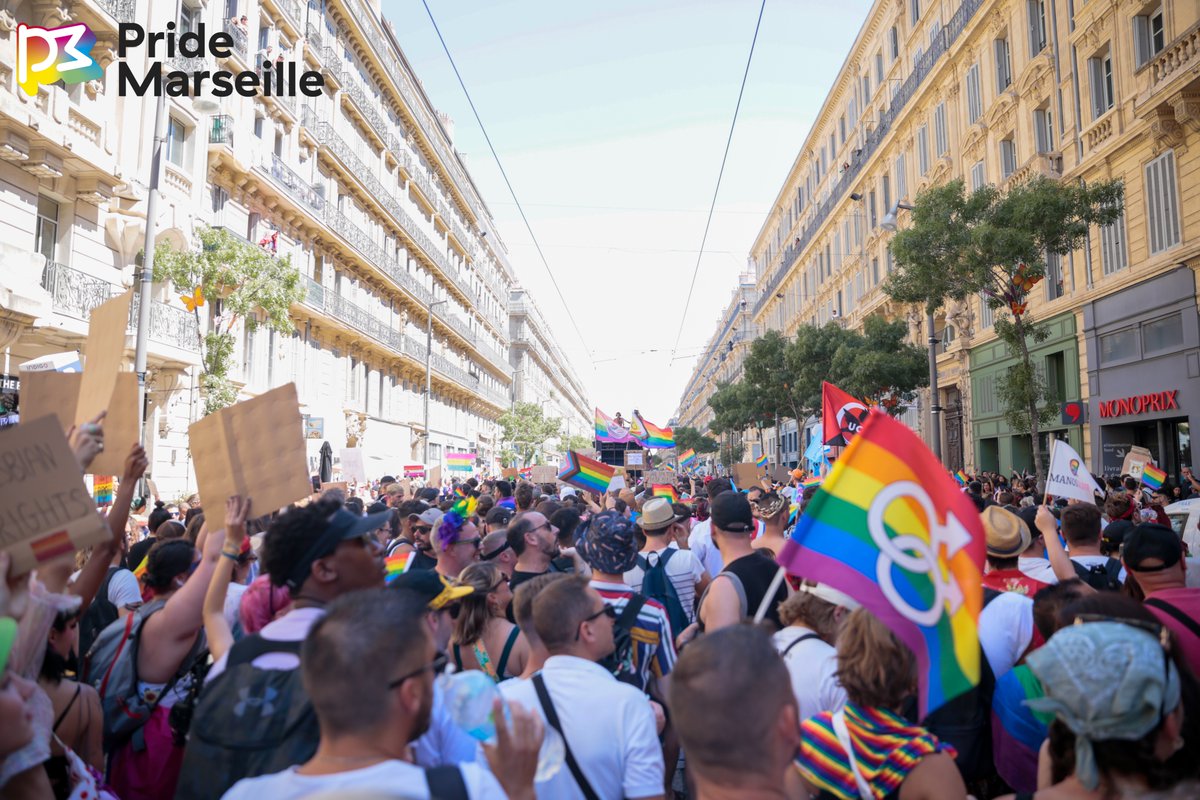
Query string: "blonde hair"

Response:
xmin=835 ymin=609 xmax=915 ymax=709
xmin=452 ymin=562 xmax=504 ymax=647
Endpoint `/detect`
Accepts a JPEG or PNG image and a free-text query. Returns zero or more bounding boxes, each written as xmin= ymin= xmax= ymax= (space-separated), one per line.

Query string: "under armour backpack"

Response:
xmin=175 ymin=635 xmax=318 ymax=800
xmin=636 ymin=549 xmax=690 ymax=638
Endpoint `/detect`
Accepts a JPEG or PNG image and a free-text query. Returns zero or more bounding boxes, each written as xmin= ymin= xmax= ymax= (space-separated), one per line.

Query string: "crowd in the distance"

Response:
xmin=3 ymin=417 xmax=1200 ymax=800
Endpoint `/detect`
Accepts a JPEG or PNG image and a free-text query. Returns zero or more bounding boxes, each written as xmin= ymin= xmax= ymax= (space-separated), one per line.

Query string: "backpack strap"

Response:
xmin=495 ymin=626 xmax=520 ymax=679
xmin=780 ymin=632 xmax=821 ymax=658
xmin=616 ymin=594 xmax=647 ymax=634
xmin=532 ymin=673 xmax=601 ymax=800
xmin=658 ymin=547 xmax=677 ymax=568
xmin=225 ymin=634 xmax=304 ymax=669
xmin=96 ymin=611 xmax=138 ymax=701
xmin=424 ymin=765 xmax=468 ymax=800
xmin=1145 ymin=597 xmax=1200 ymax=640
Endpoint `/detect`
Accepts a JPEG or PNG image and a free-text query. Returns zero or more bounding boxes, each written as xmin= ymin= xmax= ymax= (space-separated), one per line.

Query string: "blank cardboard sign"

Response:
xmin=76 ymin=290 xmax=132 ymax=425
xmin=20 ymin=371 xmax=138 ymax=476
xmin=188 ymin=383 xmax=311 ymax=514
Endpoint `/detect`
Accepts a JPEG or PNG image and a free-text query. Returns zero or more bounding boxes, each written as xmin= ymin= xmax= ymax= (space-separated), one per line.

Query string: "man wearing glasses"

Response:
xmin=506 ymin=512 xmax=562 ymax=595
xmin=221 ymin=588 xmax=542 ymax=800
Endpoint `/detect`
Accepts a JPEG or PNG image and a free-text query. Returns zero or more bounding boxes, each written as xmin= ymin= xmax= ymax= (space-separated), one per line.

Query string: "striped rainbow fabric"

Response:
xmin=446 ymin=452 xmax=474 ymax=472
xmin=651 ymin=484 xmax=679 ymax=502
xmin=558 ymin=451 xmax=615 ymax=494
xmin=755 ymin=454 xmax=769 ymax=469
xmin=778 ymin=409 xmax=985 ymax=715
xmin=635 ymin=413 xmax=674 ymax=449
xmin=678 ymin=448 xmax=696 ymax=468
xmin=1141 ymin=464 xmax=1167 ymax=490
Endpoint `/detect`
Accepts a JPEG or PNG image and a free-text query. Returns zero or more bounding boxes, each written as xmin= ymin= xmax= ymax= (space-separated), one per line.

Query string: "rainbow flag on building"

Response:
xmin=652 ymin=484 xmax=679 ymax=502
xmin=678 ymin=448 xmax=697 ymax=469
xmin=777 ymin=409 xmax=986 ymax=716
xmin=1141 ymin=464 xmax=1167 ymax=490
xmin=446 ymin=452 xmax=474 ymax=472
xmin=558 ymin=451 xmax=615 ymax=494
xmin=634 ymin=412 xmax=674 ymax=449
xmin=756 ymin=454 xmax=769 ymax=469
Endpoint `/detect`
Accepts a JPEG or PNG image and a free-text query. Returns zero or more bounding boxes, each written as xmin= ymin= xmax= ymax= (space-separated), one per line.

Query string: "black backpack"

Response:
xmin=78 ymin=566 xmax=121 ymax=659
xmin=596 ymin=594 xmax=647 ymax=690
xmin=635 ymin=550 xmax=689 ymax=640
xmin=1072 ymin=558 xmax=1123 ymax=592
xmin=175 ymin=636 xmax=318 ymax=800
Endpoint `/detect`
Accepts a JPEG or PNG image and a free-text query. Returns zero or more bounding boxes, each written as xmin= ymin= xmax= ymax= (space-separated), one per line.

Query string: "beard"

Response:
xmin=540 ymin=539 xmax=560 ymax=560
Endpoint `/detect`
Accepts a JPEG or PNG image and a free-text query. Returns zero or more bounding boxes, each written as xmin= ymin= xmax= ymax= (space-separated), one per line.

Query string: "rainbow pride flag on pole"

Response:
xmin=652 ymin=484 xmax=679 ymax=502
xmin=755 ymin=454 xmax=769 ymax=469
xmin=678 ymin=449 xmax=696 ymax=469
xmin=777 ymin=409 xmax=985 ymax=716
xmin=1141 ymin=463 xmax=1167 ymax=490
xmin=634 ymin=412 xmax=675 ymax=449
xmin=446 ymin=452 xmax=474 ymax=472
xmin=953 ymin=470 xmax=968 ymax=487
xmin=558 ymin=451 xmax=615 ymax=494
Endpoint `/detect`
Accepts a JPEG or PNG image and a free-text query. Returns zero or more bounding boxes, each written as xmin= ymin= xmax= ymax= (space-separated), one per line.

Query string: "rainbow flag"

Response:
xmin=133 ymin=554 xmax=149 ymax=581
xmin=802 ymin=477 xmax=822 ymax=489
xmin=756 ymin=454 xmax=769 ymax=469
xmin=385 ymin=552 xmax=414 ymax=584
xmin=1141 ymin=464 xmax=1167 ymax=490
xmin=777 ymin=409 xmax=985 ymax=716
xmin=678 ymin=449 xmax=697 ymax=469
xmin=652 ymin=484 xmax=679 ymax=502
xmin=94 ymin=476 xmax=115 ymax=507
xmin=954 ymin=470 xmax=968 ymax=487
xmin=558 ymin=451 xmax=615 ymax=494
xmin=447 ymin=452 xmax=474 ymax=472
xmin=634 ymin=413 xmax=674 ymax=449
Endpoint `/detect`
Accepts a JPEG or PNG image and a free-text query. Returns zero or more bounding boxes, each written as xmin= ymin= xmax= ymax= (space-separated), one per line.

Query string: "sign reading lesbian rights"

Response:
xmin=189 ymin=383 xmax=312 ymax=515
xmin=0 ymin=415 xmax=108 ymax=576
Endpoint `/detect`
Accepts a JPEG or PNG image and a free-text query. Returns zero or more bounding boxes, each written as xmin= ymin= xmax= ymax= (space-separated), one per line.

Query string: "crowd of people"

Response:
xmin=3 ymin=416 xmax=1200 ymax=800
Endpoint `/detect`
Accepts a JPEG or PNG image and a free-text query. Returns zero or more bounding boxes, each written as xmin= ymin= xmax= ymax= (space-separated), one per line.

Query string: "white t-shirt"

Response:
xmin=221 ymin=759 xmax=505 ymax=800
xmin=624 ymin=546 xmax=706 ymax=624
xmin=773 ymin=626 xmax=846 ymax=722
xmin=979 ymin=592 xmax=1034 ymax=679
xmin=1018 ymin=556 xmax=1058 ymax=585
xmin=687 ymin=519 xmax=724 ymax=578
xmin=223 ymin=582 xmax=249 ymax=631
xmin=107 ymin=568 xmax=143 ymax=608
xmin=498 ymin=656 xmax=663 ymax=800
xmin=1069 ymin=554 xmax=1128 ymax=584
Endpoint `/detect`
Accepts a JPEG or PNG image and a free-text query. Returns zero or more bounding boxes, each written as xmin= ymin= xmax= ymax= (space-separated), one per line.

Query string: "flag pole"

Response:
xmin=755 ymin=566 xmax=789 ymax=624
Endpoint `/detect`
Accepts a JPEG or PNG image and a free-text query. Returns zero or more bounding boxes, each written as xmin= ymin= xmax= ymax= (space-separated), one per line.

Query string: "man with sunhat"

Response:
xmin=980 ymin=505 xmax=1052 ymax=596
xmin=626 ymin=497 xmax=709 ymax=625
xmin=1123 ymin=523 xmax=1200 ymax=674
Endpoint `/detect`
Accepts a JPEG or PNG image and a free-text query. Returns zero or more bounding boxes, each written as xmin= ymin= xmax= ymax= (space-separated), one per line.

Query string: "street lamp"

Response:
xmin=882 ymin=202 xmax=943 ymax=463
xmin=424 ymin=298 xmax=448 ymax=467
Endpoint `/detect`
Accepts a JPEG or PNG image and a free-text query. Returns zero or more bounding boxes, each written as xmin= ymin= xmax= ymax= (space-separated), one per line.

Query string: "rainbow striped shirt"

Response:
xmin=795 ymin=703 xmax=954 ymax=800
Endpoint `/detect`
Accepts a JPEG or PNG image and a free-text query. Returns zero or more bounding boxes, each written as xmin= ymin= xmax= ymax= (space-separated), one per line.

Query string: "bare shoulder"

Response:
xmin=898 ymin=752 xmax=967 ymax=800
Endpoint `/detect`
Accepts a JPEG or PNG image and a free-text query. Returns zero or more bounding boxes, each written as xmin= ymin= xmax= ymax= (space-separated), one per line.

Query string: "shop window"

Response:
xmin=1143 ymin=313 xmax=1184 ymax=355
xmin=1099 ymin=328 xmax=1138 ymax=363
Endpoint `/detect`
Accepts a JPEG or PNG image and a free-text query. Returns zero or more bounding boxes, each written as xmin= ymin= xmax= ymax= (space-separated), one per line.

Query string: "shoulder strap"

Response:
xmin=831 ymin=710 xmax=873 ymax=800
xmin=532 ymin=673 xmax=600 ymax=800
xmin=96 ymin=610 xmax=138 ymax=700
xmin=225 ymin=634 xmax=304 ymax=669
xmin=53 ymin=684 xmax=82 ymax=732
xmin=659 ymin=547 xmax=676 ymax=567
xmin=696 ymin=569 xmax=748 ymax=621
xmin=636 ymin=554 xmax=650 ymax=571
xmin=452 ymin=643 xmax=464 ymax=672
xmin=424 ymin=765 xmax=469 ymax=800
xmin=780 ymin=632 xmax=821 ymax=658
xmin=1106 ymin=558 xmax=1123 ymax=580
xmin=496 ymin=627 xmax=520 ymax=679
xmin=616 ymin=594 xmax=647 ymax=632
xmin=1145 ymin=597 xmax=1200 ymax=640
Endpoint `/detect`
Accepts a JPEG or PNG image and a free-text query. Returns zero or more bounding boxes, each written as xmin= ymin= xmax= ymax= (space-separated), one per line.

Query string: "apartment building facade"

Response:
xmin=739 ymin=0 xmax=1200 ymax=481
xmin=508 ymin=286 xmax=591 ymax=463
xmin=0 ymin=0 xmax=578 ymax=495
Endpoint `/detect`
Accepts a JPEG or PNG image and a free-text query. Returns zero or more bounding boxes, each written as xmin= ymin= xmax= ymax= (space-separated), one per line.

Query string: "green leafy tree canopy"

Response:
xmin=498 ymin=401 xmax=562 ymax=468
xmin=674 ymin=425 xmax=718 ymax=454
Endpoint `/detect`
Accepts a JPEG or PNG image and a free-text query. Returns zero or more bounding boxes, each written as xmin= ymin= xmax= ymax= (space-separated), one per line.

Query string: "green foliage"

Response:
xmin=719 ymin=438 xmax=744 ymax=468
xmin=498 ymin=401 xmax=562 ymax=468
xmin=154 ymin=225 xmax=305 ymax=415
xmin=786 ymin=323 xmax=859 ymax=415
xmin=707 ymin=381 xmax=763 ymax=436
xmin=827 ymin=316 xmax=928 ymax=415
xmin=561 ymin=433 xmax=594 ymax=454
xmin=994 ymin=316 xmax=1059 ymax=435
xmin=674 ymin=425 xmax=718 ymax=454
xmin=744 ymin=330 xmax=804 ymax=426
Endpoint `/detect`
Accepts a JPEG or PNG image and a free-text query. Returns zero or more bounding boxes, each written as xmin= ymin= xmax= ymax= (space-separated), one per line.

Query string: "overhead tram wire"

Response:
xmin=420 ymin=0 xmax=593 ymax=366
xmin=669 ymin=0 xmax=768 ymax=360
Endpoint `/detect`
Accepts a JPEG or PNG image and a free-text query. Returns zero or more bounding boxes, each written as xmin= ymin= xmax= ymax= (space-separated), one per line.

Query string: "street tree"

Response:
xmin=830 ymin=315 xmax=929 ymax=414
xmin=744 ymin=330 xmax=808 ymax=434
xmin=674 ymin=425 xmax=719 ymax=454
xmin=884 ymin=176 xmax=1123 ymax=483
xmin=498 ymin=401 xmax=562 ymax=467
xmin=561 ymin=433 xmax=594 ymax=454
xmin=154 ymin=225 xmax=305 ymax=415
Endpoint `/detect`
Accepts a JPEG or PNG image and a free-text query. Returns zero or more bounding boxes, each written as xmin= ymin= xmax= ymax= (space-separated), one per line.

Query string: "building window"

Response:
xmin=872 ymin=257 xmax=880 ymax=284
xmin=166 ymin=116 xmax=190 ymax=168
xmin=1099 ymin=328 xmax=1138 ymax=364
xmin=890 ymin=25 xmax=900 ymax=60
xmin=1100 ymin=211 xmax=1127 ymax=275
xmin=1134 ymin=4 xmax=1166 ymax=67
xmin=894 ymin=152 xmax=908 ymax=200
xmin=1000 ymin=137 xmax=1017 ymax=179
xmin=1143 ymin=313 xmax=1184 ymax=354
xmin=994 ymin=36 xmax=1012 ymax=92
xmin=839 ymin=115 xmax=846 ymax=144
xmin=885 ymin=249 xmax=894 ymax=274
xmin=1045 ymin=251 xmax=1063 ymax=300
xmin=979 ymin=293 xmax=994 ymax=329
xmin=881 ymin=173 xmax=891 ymax=213
xmin=933 ymin=103 xmax=948 ymax=156
xmin=1089 ymin=48 xmax=1114 ymax=119
xmin=970 ymin=160 xmax=986 ymax=191
xmin=1028 ymin=0 xmax=1047 ymax=56
xmin=875 ymin=50 xmax=884 ymax=86
xmin=910 ymin=0 xmax=920 ymax=26
xmin=917 ymin=125 xmax=930 ymax=175
xmin=254 ymin=115 xmax=264 ymax=139
xmin=1145 ymin=150 xmax=1181 ymax=254
xmin=966 ymin=62 xmax=983 ymax=124
xmin=34 ymin=195 xmax=59 ymax=264
xmin=179 ymin=2 xmax=202 ymax=34
xmin=862 ymin=72 xmax=871 ymax=100
xmin=1033 ymin=105 xmax=1054 ymax=152
xmin=868 ymin=190 xmax=878 ymax=228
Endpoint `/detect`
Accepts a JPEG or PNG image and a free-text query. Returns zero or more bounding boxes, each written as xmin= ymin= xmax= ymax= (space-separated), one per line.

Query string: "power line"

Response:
xmin=670 ymin=0 xmax=767 ymax=359
xmin=420 ymin=0 xmax=594 ymax=364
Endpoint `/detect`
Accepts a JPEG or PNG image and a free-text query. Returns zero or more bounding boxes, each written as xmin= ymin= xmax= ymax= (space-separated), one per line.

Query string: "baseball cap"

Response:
xmin=1122 ymin=523 xmax=1183 ymax=572
xmin=981 ymin=505 xmax=1030 ymax=558
xmin=416 ymin=508 xmax=444 ymax=528
xmin=390 ymin=570 xmax=474 ymax=610
xmin=797 ymin=581 xmax=861 ymax=610
xmin=283 ymin=506 xmax=392 ymax=591
xmin=485 ymin=506 xmax=513 ymax=527
xmin=711 ymin=491 xmax=754 ymax=533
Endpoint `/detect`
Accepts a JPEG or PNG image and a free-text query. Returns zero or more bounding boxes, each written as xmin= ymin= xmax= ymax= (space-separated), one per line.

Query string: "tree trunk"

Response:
xmin=1012 ymin=315 xmax=1046 ymax=487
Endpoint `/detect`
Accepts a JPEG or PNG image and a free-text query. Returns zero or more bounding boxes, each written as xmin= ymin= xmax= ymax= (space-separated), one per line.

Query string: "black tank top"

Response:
xmin=702 ymin=551 xmax=786 ymax=631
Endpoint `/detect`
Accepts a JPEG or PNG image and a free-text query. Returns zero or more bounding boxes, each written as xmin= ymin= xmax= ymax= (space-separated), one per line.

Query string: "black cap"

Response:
xmin=485 ymin=506 xmax=513 ymax=526
xmin=1122 ymin=523 xmax=1183 ymax=572
xmin=711 ymin=491 xmax=754 ymax=533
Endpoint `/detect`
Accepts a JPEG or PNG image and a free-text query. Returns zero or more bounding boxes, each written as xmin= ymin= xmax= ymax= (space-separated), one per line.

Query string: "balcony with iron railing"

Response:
xmin=260 ymin=153 xmax=325 ymax=216
xmin=210 ymin=115 xmax=234 ymax=147
xmin=40 ymin=261 xmax=200 ymax=353
xmin=342 ymin=73 xmax=393 ymax=150
xmin=222 ymin=21 xmax=249 ymax=63
xmin=97 ymin=0 xmax=136 ymax=22
xmin=753 ymin=0 xmax=984 ymax=317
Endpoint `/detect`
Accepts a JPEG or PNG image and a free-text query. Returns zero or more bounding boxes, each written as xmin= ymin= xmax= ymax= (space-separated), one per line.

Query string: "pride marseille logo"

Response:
xmin=16 ymin=22 xmax=103 ymax=96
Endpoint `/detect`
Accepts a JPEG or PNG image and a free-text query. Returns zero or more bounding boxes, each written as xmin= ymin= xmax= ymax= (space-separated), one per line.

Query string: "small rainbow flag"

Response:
xmin=801 ymin=477 xmax=822 ymax=489
xmin=755 ymin=454 xmax=769 ymax=469
xmin=558 ymin=451 xmax=615 ymax=494
xmin=447 ymin=452 xmax=474 ymax=472
xmin=133 ymin=554 xmax=149 ymax=581
xmin=94 ymin=476 xmax=115 ymax=507
xmin=955 ymin=470 xmax=969 ymax=487
xmin=385 ymin=552 xmax=414 ymax=584
xmin=678 ymin=449 xmax=697 ymax=469
xmin=634 ymin=413 xmax=675 ymax=449
xmin=778 ymin=409 xmax=985 ymax=716
xmin=30 ymin=530 xmax=74 ymax=563
xmin=652 ymin=484 xmax=679 ymax=502
xmin=1141 ymin=464 xmax=1167 ymax=491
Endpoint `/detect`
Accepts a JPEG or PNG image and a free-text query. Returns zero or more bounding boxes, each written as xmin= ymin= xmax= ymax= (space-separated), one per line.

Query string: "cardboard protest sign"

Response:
xmin=428 ymin=465 xmax=442 ymax=486
xmin=320 ymin=481 xmax=349 ymax=495
xmin=1121 ymin=446 xmax=1153 ymax=479
xmin=0 ymin=415 xmax=108 ymax=576
xmin=93 ymin=476 xmax=115 ymax=506
xmin=76 ymin=290 xmax=132 ymax=426
xmin=339 ymin=448 xmax=366 ymax=483
xmin=501 ymin=467 xmax=519 ymax=479
xmin=732 ymin=462 xmax=761 ymax=489
xmin=769 ymin=465 xmax=792 ymax=485
xmin=20 ymin=371 xmax=138 ymax=476
xmin=608 ymin=475 xmax=626 ymax=491
xmin=644 ymin=469 xmax=674 ymax=485
xmin=188 ymin=383 xmax=311 ymax=514
xmin=404 ymin=464 xmax=425 ymax=478
xmin=399 ymin=478 xmax=412 ymax=496
xmin=624 ymin=451 xmax=646 ymax=469
xmin=531 ymin=466 xmax=558 ymax=484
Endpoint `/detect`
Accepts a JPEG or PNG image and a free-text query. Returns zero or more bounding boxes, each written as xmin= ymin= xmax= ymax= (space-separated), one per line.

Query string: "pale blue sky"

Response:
xmin=381 ymin=0 xmax=875 ymax=424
